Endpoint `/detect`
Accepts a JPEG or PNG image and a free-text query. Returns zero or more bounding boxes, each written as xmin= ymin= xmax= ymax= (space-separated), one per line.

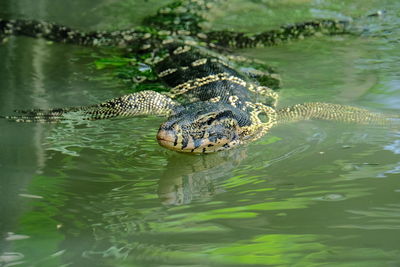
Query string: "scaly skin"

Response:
xmin=1 ymin=0 xmax=395 ymax=153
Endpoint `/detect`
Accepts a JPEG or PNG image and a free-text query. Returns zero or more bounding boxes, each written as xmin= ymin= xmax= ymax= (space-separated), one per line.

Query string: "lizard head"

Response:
xmin=157 ymin=103 xmax=244 ymax=153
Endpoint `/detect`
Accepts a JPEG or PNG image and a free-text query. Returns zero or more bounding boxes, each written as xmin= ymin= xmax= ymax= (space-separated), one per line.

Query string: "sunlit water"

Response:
xmin=0 ymin=0 xmax=399 ymax=266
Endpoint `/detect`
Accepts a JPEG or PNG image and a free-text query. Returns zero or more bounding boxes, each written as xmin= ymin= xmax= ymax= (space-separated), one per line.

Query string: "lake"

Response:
xmin=0 ymin=0 xmax=399 ymax=266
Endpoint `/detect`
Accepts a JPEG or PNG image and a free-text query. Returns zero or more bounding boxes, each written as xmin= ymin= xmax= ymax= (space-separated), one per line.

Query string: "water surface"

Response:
xmin=0 ymin=0 xmax=400 ymax=266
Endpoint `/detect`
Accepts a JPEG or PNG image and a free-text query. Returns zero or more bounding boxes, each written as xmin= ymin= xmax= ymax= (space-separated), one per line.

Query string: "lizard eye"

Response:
xmin=196 ymin=110 xmax=234 ymax=126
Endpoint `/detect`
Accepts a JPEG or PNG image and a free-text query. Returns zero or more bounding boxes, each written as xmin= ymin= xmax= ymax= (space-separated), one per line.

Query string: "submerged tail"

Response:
xmin=0 ymin=18 xmax=148 ymax=48
xmin=276 ymin=102 xmax=399 ymax=127
xmin=204 ymin=19 xmax=351 ymax=48
xmin=203 ymin=9 xmax=385 ymax=49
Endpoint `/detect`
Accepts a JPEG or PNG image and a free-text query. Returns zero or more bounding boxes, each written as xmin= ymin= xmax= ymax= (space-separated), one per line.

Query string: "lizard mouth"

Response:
xmin=156 ymin=129 xmax=200 ymax=153
xmin=156 ymin=129 xmax=177 ymax=148
xmin=157 ymin=129 xmax=236 ymax=153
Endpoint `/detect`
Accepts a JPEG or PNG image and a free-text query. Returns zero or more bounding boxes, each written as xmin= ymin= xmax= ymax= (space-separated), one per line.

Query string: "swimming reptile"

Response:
xmin=0 ymin=0 xmax=393 ymax=153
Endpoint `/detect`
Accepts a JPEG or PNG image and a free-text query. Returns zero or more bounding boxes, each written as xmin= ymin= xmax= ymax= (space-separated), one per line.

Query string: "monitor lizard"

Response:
xmin=0 ymin=0 xmax=395 ymax=153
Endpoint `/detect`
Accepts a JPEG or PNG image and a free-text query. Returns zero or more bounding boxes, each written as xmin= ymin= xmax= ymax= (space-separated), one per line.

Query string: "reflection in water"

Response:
xmin=32 ymin=38 xmax=50 ymax=171
xmin=158 ymin=149 xmax=247 ymax=205
xmin=384 ymin=132 xmax=400 ymax=154
xmin=46 ymin=149 xmax=250 ymax=266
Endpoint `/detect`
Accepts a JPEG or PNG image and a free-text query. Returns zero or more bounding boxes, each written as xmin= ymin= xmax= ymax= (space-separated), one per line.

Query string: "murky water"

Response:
xmin=1 ymin=0 xmax=399 ymax=266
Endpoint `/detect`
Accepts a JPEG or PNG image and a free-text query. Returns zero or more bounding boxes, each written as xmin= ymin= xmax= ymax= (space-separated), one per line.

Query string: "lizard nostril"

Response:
xmin=157 ymin=129 xmax=178 ymax=148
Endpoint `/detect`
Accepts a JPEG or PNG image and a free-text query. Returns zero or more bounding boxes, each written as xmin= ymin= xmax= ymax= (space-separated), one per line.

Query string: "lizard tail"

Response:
xmin=204 ymin=19 xmax=351 ymax=48
xmin=204 ymin=8 xmax=386 ymax=49
xmin=0 ymin=18 xmax=148 ymax=48
xmin=276 ymin=102 xmax=399 ymax=127
xmin=3 ymin=91 xmax=179 ymax=123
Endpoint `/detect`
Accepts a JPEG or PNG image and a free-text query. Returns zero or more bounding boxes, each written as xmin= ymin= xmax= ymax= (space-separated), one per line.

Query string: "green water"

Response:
xmin=1 ymin=0 xmax=400 ymax=266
